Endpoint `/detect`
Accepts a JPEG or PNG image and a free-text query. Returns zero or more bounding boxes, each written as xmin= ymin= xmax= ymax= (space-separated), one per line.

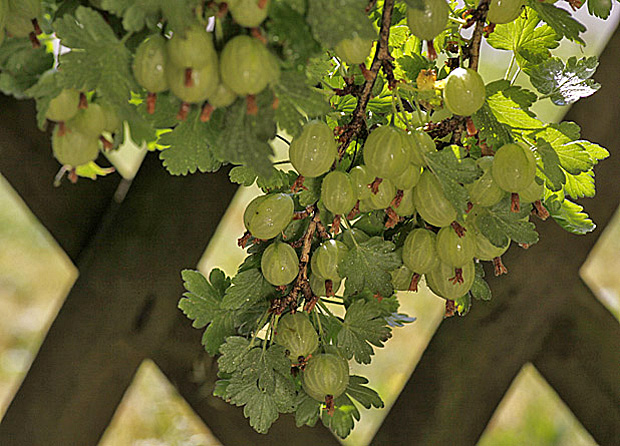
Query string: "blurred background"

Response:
xmin=0 ymin=4 xmax=618 ymax=446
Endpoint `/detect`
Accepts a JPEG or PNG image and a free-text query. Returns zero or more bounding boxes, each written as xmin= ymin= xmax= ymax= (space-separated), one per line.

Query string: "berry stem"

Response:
xmin=409 ymin=273 xmax=421 ymax=292
xmin=533 ymin=200 xmax=550 ymax=220
xmin=184 ymin=68 xmax=194 ymax=87
xmin=200 ymin=103 xmax=215 ymax=122
xmin=177 ymin=102 xmax=191 ymax=120
xmin=510 ymin=193 xmax=521 ymax=213
xmin=493 ymin=257 xmax=508 ymax=276
xmin=146 ymin=92 xmax=157 ymax=115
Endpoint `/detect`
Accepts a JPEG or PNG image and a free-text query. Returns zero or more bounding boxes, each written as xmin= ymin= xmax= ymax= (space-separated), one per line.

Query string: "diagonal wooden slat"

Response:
xmin=0 ymin=153 xmax=238 ymax=445
xmin=0 ymin=96 xmax=120 ymax=262
xmin=372 ymin=23 xmax=620 ymax=446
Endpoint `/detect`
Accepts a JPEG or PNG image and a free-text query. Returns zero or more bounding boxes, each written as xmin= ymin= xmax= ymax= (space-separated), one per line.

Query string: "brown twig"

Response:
xmin=467 ymin=0 xmax=490 ymax=71
xmin=337 ymin=0 xmax=395 ymax=158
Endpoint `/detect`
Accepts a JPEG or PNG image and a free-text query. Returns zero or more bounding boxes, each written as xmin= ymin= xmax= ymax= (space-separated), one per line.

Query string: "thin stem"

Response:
xmin=249 ymin=309 xmax=271 ymax=349
xmin=504 ymin=53 xmax=516 ymax=80
xmin=511 ymin=67 xmax=522 ymax=84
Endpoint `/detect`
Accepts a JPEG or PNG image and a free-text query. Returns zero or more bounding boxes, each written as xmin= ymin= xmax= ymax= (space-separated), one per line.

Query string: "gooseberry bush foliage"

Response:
xmin=0 ymin=0 xmax=615 ymax=438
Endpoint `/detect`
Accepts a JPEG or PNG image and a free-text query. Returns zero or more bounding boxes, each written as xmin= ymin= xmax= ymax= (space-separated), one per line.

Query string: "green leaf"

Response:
xmin=273 ymin=71 xmax=331 ymax=138
xmin=346 ymin=375 xmax=384 ymax=409
xmin=339 ymin=237 xmax=402 ymax=298
xmin=471 ymin=263 xmax=492 ymax=301
xmin=563 ymin=170 xmax=595 ymax=199
xmin=472 ymin=103 xmax=513 ymax=150
xmin=100 ymin=0 xmax=199 ymax=33
xmin=426 ymin=146 xmax=481 ymax=215
xmin=299 ymin=176 xmax=323 ymax=207
xmin=549 ymin=199 xmax=595 ymax=234
xmin=529 ymin=56 xmax=600 ymax=106
xmin=215 ymin=97 xmax=276 ymax=177
xmin=295 ymin=393 xmax=321 ymax=427
xmin=159 ymin=109 xmax=222 ymax=175
xmin=536 ymin=139 xmax=565 ymax=191
xmin=587 ymin=0 xmax=612 ymax=19
xmin=306 ymin=0 xmax=376 ymax=49
xmin=267 ymin=1 xmax=322 ymax=67
xmin=221 ymin=268 xmax=275 ymax=310
xmin=218 ymin=336 xmax=251 ymax=373
xmin=221 ymin=342 xmax=296 ymax=434
xmin=528 ymin=123 xmax=593 ymax=175
xmin=337 ymin=300 xmax=392 ymax=364
xmin=486 ymin=10 xmax=559 ymax=68
xmin=397 ymin=54 xmax=433 ymax=82
xmin=321 ymin=393 xmax=360 ymax=438
xmin=485 ymin=80 xmax=543 ymax=130
xmin=0 ymin=38 xmax=54 ymax=99
xmin=25 ymin=71 xmax=64 ymax=130
xmin=178 ymin=269 xmax=236 ymax=355
xmin=475 ymin=197 xmax=539 ymax=246
xmin=528 ymin=1 xmax=586 ymax=44
xmin=230 ymin=165 xmax=296 ymax=192
xmin=53 ymin=7 xmax=137 ymax=106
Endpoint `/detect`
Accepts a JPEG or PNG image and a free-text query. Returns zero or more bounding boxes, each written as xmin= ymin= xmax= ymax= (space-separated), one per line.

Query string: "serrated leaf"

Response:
xmin=346 ymin=375 xmax=384 ymax=409
xmin=535 ymin=138 xmax=565 ymax=191
xmin=321 ymin=393 xmax=360 ymax=439
xmin=337 ymin=300 xmax=392 ymax=364
xmin=100 ymin=0 xmax=199 ymax=33
xmin=397 ymin=54 xmax=433 ymax=82
xmin=178 ymin=269 xmax=235 ymax=355
xmin=587 ymin=0 xmax=612 ymax=18
xmin=426 ymin=146 xmax=480 ymax=215
xmin=295 ymin=392 xmax=321 ymax=427
xmin=529 ymin=56 xmax=600 ymax=106
xmin=472 ymin=103 xmax=514 ymax=150
xmin=218 ymin=336 xmax=251 ymax=373
xmin=549 ymin=199 xmax=595 ymax=234
xmin=306 ymin=0 xmax=376 ymax=49
xmin=215 ymin=97 xmax=276 ymax=177
xmin=471 ymin=263 xmax=492 ymax=301
xmin=340 ymin=237 xmax=402 ymax=298
xmin=53 ymin=7 xmax=138 ymax=105
xmin=272 ymin=71 xmax=331 ymax=138
xmin=486 ymin=10 xmax=559 ymax=68
xmin=221 ymin=268 xmax=275 ymax=310
xmin=563 ymin=169 xmax=595 ymax=198
xmin=528 ymin=123 xmax=593 ymax=175
xmin=528 ymin=1 xmax=586 ymax=44
xmin=299 ymin=176 xmax=323 ymax=207
xmin=475 ymin=197 xmax=539 ymax=246
xmin=485 ymin=80 xmax=543 ymax=130
xmin=0 ymin=38 xmax=54 ymax=99
xmin=159 ymin=109 xmax=222 ymax=175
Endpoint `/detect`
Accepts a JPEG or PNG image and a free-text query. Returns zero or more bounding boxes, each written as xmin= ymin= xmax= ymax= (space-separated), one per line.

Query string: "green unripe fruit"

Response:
xmin=52 ymin=126 xmax=100 ymax=167
xmin=426 ymin=260 xmax=475 ymax=300
xmin=339 ymin=228 xmax=370 ymax=249
xmin=413 ymin=170 xmax=457 ymax=227
xmin=261 ymin=242 xmax=299 ymax=286
xmin=474 ymin=232 xmax=510 ymax=261
xmin=167 ymin=24 xmax=216 ymax=69
xmin=466 ymin=157 xmax=505 ymax=207
xmin=289 ymin=121 xmax=337 ymax=178
xmin=309 ymin=273 xmax=341 ymax=296
xmin=244 ymin=193 xmax=294 ymax=240
xmin=394 ymin=187 xmax=416 ymax=217
xmin=167 ymin=62 xmax=218 ymax=103
xmin=350 ymin=165 xmax=375 ymax=200
xmin=133 ymin=34 xmax=169 ymax=93
xmin=443 ymin=68 xmax=486 ymax=117
xmin=402 ymin=228 xmax=439 ymax=274
xmin=100 ymin=104 xmax=122 ymax=134
xmin=491 ymin=143 xmax=537 ymax=193
xmin=406 ymin=0 xmax=449 ymax=41
xmin=436 ymin=226 xmax=476 ymax=268
xmin=363 ymin=126 xmax=412 ymax=181
xmin=208 ymin=82 xmax=237 ymax=108
xmin=518 ymin=177 xmax=544 ymax=203
xmin=409 ymin=131 xmax=436 ymax=166
xmin=46 ymin=89 xmax=80 ymax=122
xmin=310 ymin=239 xmax=349 ymax=282
xmin=487 ymin=0 xmax=525 ymax=24
xmin=321 ymin=171 xmax=357 ymax=216
xmin=392 ymin=264 xmax=415 ymax=291
xmin=220 ymin=35 xmax=280 ymax=96
xmin=275 ymin=312 xmax=319 ymax=361
xmin=302 ymin=353 xmax=350 ymax=402
xmin=334 ymin=36 xmax=374 ymax=65
xmin=68 ymin=103 xmax=107 ymax=137
xmin=368 ymin=178 xmax=397 ymax=210
xmin=229 ymin=0 xmax=269 ymax=28
xmin=392 ymin=164 xmax=422 ymax=190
